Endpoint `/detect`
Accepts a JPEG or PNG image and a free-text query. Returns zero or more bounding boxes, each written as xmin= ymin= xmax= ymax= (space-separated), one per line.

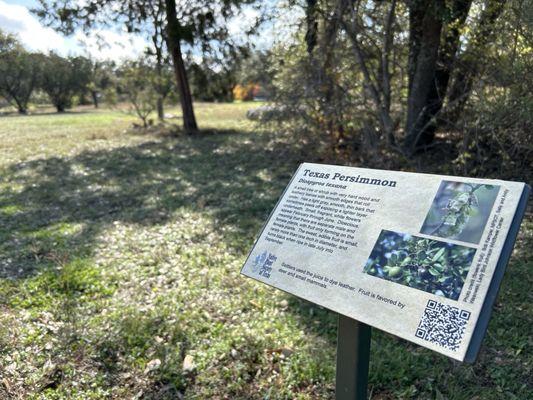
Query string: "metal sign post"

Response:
xmin=336 ymin=315 xmax=372 ymax=400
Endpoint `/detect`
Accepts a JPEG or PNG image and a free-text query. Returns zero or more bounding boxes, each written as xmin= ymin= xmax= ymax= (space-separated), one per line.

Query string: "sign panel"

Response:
xmin=241 ymin=163 xmax=530 ymax=362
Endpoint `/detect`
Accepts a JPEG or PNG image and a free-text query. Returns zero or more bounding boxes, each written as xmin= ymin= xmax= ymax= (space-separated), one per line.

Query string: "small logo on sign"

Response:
xmin=252 ymin=251 xmax=277 ymax=278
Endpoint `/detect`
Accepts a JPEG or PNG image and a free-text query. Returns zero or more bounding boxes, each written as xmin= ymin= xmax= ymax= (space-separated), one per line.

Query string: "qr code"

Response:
xmin=415 ymin=300 xmax=471 ymax=352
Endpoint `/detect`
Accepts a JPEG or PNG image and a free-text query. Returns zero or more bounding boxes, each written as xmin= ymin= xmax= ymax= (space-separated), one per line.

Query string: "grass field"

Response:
xmin=0 ymin=103 xmax=531 ymax=399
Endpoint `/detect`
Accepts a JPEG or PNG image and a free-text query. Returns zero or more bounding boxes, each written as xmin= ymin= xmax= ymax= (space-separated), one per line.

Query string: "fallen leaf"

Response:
xmin=182 ymin=354 xmax=195 ymax=372
xmin=144 ymin=358 xmax=161 ymax=373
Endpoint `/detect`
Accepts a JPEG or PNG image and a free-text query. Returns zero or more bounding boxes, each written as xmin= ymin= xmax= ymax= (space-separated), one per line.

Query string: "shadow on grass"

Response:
xmin=0 ymin=128 xmax=302 ymax=279
xmin=1 ymin=125 xmax=530 ymax=398
xmin=0 ymin=110 xmax=94 ymax=118
xmin=0 ymin=126 xmax=309 ymax=395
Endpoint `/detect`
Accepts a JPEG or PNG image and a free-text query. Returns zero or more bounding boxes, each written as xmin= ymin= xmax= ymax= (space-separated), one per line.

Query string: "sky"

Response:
xmin=0 ymin=0 xmax=150 ymax=61
xmin=0 ymin=0 xmax=270 ymax=62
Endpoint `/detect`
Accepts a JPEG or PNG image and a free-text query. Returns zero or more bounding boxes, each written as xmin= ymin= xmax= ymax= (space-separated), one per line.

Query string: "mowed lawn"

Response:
xmin=0 ymin=103 xmax=531 ymax=399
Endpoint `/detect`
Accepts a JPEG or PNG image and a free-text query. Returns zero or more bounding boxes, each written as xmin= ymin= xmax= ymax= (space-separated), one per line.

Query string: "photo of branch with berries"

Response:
xmin=420 ymin=181 xmax=500 ymax=244
xmin=363 ymin=230 xmax=476 ymax=300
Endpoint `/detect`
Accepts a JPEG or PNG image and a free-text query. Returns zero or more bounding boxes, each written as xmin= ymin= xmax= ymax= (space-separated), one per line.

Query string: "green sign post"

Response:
xmin=336 ymin=316 xmax=371 ymax=400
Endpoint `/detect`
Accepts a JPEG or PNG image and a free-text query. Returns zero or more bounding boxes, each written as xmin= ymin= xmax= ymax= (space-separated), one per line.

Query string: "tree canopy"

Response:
xmin=34 ymin=0 xmax=259 ymax=133
xmin=0 ymin=31 xmax=41 ymax=114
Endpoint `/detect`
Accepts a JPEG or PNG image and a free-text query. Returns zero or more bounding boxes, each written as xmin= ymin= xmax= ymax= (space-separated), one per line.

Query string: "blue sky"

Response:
xmin=4 ymin=0 xmax=35 ymax=7
xmin=0 ymin=1 xmax=278 ymax=62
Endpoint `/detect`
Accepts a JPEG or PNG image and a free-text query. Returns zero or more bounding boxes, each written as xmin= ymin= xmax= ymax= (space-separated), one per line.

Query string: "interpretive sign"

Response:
xmin=241 ymin=163 xmax=529 ymax=362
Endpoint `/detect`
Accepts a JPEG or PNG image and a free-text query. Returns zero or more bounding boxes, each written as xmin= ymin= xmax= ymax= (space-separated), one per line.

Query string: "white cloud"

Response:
xmin=226 ymin=3 xmax=296 ymax=51
xmin=0 ymin=1 xmax=147 ymax=62
xmin=0 ymin=0 xmax=72 ymax=54
xmin=75 ymin=29 xmax=147 ymax=62
xmin=228 ymin=7 xmax=260 ymax=39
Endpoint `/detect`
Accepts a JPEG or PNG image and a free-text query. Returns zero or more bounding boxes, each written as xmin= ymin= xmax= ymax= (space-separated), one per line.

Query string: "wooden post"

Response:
xmin=336 ymin=315 xmax=372 ymax=400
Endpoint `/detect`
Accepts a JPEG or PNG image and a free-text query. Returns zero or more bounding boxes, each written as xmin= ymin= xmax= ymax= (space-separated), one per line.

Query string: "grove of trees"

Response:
xmin=0 ymin=28 xmax=259 ymax=120
xmin=34 ymin=0 xmax=260 ymax=133
xmin=0 ymin=31 xmax=116 ymax=113
xmin=269 ymin=0 xmax=530 ymax=155
xmin=1 ymin=0 xmax=530 ymax=176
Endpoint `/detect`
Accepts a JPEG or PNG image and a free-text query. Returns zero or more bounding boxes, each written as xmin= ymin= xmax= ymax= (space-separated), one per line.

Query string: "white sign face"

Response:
xmin=241 ymin=163 xmax=529 ymax=362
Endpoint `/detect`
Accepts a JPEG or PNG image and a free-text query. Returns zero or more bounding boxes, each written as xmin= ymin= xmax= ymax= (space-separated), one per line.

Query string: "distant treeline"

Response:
xmin=0 ymin=30 xmax=271 ymax=121
xmin=2 ymin=0 xmax=531 ymax=180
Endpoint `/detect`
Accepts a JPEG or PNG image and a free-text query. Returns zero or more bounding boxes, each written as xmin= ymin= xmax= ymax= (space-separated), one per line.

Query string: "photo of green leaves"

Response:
xmin=420 ymin=181 xmax=500 ymax=244
xmin=363 ymin=230 xmax=476 ymax=300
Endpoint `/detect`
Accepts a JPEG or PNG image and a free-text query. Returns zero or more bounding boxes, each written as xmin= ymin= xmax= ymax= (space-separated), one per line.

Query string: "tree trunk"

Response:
xmin=404 ymin=0 xmax=444 ymax=154
xmin=12 ymin=96 xmax=28 ymax=114
xmin=424 ymin=0 xmax=472 ymax=128
xmin=152 ymin=28 xmax=166 ymax=122
xmin=380 ymin=0 xmax=397 ymax=146
xmin=319 ymin=0 xmax=346 ymax=144
xmin=91 ymin=90 xmax=99 ymax=108
xmin=157 ymin=97 xmax=164 ymax=120
xmin=341 ymin=0 xmax=396 ymax=147
xmin=165 ymin=0 xmax=198 ymax=134
xmin=446 ymin=0 xmax=506 ymax=121
xmin=305 ymin=0 xmax=318 ymax=55
xmin=407 ymin=1 xmax=425 ymax=96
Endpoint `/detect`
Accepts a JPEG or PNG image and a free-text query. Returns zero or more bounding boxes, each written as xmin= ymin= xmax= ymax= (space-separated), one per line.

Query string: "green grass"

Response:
xmin=0 ymin=103 xmax=531 ymax=399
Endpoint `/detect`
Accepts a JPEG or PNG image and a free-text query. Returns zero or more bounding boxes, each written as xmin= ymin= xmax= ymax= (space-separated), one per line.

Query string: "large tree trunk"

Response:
xmin=165 ymin=0 xmax=198 ymax=134
xmin=404 ymin=0 xmax=444 ymax=154
xmin=424 ymin=0 xmax=472 ymax=128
